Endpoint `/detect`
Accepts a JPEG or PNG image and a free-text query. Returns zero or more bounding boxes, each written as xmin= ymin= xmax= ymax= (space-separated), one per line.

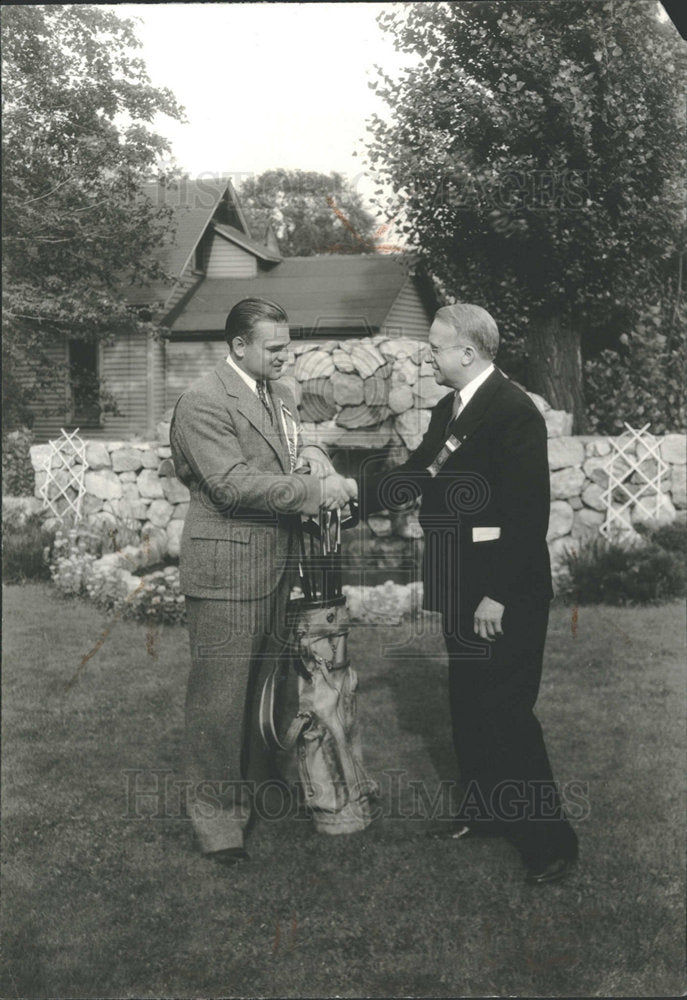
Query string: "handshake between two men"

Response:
xmin=296 ymin=445 xmax=358 ymax=516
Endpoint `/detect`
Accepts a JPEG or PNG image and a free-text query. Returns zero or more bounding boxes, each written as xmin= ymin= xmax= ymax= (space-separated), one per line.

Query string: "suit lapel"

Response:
xmin=450 ymin=368 xmax=506 ymax=446
xmin=214 ymin=362 xmax=289 ymax=471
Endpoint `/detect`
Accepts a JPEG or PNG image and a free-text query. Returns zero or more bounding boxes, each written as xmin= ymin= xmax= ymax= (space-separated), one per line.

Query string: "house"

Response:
xmin=31 ymin=177 xmax=436 ymax=441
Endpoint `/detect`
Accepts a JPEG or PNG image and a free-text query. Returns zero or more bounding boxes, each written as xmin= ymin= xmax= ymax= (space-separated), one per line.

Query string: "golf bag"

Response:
xmin=259 ymin=503 xmax=378 ymax=834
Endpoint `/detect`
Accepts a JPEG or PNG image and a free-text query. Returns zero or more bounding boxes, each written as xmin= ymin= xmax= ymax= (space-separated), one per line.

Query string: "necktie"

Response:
xmin=433 ymin=393 xmax=465 ymax=476
xmin=256 ymin=379 xmax=274 ymax=425
xmin=445 ymin=391 xmax=463 ymax=434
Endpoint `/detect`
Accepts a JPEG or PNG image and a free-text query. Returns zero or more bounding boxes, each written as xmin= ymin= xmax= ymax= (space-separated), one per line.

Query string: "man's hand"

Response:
xmin=320 ymin=472 xmax=357 ymax=510
xmin=300 ymin=472 xmax=357 ymax=515
xmin=473 ymin=596 xmax=505 ymax=642
xmin=297 ymin=446 xmax=357 ymax=511
xmin=342 ymin=476 xmax=358 ymax=500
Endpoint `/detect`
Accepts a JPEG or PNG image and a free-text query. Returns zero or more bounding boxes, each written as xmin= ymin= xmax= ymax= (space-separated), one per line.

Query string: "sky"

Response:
xmin=118 ymin=2 xmax=417 ymax=209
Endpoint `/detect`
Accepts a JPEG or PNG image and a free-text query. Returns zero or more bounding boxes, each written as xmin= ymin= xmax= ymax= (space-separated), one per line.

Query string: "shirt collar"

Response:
xmin=458 ymin=363 xmax=495 ymax=410
xmin=226 ymin=352 xmax=258 ymax=395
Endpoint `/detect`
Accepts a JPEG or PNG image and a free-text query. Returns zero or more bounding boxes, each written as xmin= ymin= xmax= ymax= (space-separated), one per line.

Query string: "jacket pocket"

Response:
xmin=187 ymin=522 xmax=252 ymax=589
xmin=190 ymin=522 xmax=252 ymax=542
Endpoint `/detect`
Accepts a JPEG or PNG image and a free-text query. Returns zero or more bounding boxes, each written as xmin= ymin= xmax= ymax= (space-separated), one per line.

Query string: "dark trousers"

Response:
xmin=443 ymin=598 xmax=578 ymax=868
xmin=184 ymin=572 xmax=291 ymax=853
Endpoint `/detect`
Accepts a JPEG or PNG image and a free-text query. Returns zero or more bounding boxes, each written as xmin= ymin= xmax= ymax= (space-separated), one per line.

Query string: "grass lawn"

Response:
xmin=2 ymin=584 xmax=685 ymax=998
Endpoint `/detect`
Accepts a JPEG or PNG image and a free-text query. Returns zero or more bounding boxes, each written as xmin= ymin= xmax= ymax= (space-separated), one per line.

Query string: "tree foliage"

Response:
xmin=366 ymin=1 xmax=685 ymax=430
xmin=584 ymin=298 xmax=685 ymax=434
xmin=2 ymin=4 xmax=184 ymax=429
xmin=239 ymin=169 xmax=378 ymax=256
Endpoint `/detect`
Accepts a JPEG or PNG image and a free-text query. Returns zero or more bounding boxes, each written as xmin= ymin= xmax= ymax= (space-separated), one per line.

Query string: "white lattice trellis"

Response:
xmin=600 ymin=423 xmax=668 ymax=537
xmin=39 ymin=428 xmax=89 ymax=522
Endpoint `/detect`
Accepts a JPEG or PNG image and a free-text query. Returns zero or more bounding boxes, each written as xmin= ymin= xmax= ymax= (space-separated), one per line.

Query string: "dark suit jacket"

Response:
xmin=362 ymin=369 xmax=553 ymax=616
xmin=170 ymin=361 xmax=320 ymax=601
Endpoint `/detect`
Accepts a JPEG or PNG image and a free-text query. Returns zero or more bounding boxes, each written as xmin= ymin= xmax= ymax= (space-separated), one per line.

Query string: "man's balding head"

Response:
xmin=434 ymin=303 xmax=499 ymax=360
xmin=426 ymin=303 xmax=499 ymax=390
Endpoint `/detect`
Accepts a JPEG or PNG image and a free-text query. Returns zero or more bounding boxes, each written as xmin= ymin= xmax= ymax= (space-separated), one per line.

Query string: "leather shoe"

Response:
xmin=208 ymin=847 xmax=250 ymax=867
xmin=525 ymin=856 xmax=575 ymax=885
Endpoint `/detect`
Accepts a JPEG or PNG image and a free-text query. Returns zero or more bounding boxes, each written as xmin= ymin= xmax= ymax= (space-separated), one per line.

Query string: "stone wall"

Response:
xmin=544 ymin=433 xmax=685 ymax=569
xmin=29 ymin=429 xmax=687 ymax=579
xmin=354 ymin=432 xmax=686 ymax=579
xmin=29 ymin=437 xmax=189 ymax=560
xmin=27 ymin=334 xmax=686 ymax=577
xmin=286 ymin=335 xmax=573 ymax=447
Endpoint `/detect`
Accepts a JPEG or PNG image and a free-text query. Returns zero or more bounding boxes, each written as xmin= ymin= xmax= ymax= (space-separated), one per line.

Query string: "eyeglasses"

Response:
xmin=427 ymin=341 xmax=472 ymax=357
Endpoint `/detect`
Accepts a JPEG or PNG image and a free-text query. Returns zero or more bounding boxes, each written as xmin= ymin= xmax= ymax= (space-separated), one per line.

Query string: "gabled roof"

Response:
xmin=167 ymin=254 xmax=423 ymax=333
xmin=125 ymin=176 xmax=269 ymax=307
xmin=211 ymin=222 xmax=282 ymax=263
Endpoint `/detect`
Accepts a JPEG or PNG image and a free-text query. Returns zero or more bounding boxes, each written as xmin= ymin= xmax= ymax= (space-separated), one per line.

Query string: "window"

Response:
xmin=68 ymin=340 xmax=101 ymax=426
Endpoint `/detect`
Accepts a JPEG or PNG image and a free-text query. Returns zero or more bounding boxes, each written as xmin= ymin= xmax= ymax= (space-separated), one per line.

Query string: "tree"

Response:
xmin=366 ymin=1 xmax=686 ymax=431
xmin=239 ymin=169 xmax=378 ymax=256
xmin=2 ymin=4 xmax=184 ymax=429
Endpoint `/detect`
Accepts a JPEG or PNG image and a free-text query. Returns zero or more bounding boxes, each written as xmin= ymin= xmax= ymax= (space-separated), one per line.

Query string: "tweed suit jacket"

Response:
xmin=170 ymin=361 xmax=320 ymax=601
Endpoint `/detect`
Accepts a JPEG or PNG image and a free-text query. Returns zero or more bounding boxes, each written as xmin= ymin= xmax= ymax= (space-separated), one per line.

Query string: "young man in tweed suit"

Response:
xmin=170 ymin=297 xmax=355 ymax=865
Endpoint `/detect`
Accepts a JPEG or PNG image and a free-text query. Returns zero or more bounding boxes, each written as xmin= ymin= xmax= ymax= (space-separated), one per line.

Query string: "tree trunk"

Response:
xmin=526 ymin=314 xmax=587 ymax=433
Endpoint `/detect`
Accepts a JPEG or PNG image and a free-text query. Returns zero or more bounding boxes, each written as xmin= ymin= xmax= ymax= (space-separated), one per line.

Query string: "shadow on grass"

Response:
xmin=350 ymin=617 xmax=459 ymax=792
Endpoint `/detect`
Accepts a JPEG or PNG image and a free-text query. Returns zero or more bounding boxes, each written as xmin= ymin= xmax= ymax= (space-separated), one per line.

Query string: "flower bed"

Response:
xmin=49 ymin=524 xmax=422 ymax=626
xmin=49 ymin=526 xmax=186 ymax=624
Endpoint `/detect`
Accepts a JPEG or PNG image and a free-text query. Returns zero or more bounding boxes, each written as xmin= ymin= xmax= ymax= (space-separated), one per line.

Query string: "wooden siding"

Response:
xmin=165 ymin=340 xmax=228 ymax=410
xmin=98 ymin=330 xmax=149 ymax=438
xmin=152 ymin=336 xmax=167 ymax=423
xmin=27 ymin=331 xmax=151 ymax=442
xmin=382 ymin=277 xmax=431 ymax=340
xmin=205 ymin=233 xmax=257 ymax=278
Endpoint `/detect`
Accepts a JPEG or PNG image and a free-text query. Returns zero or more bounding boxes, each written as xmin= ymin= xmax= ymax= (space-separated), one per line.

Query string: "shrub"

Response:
xmin=124 ymin=567 xmax=186 ymax=625
xmin=637 ymin=519 xmax=687 ymax=558
xmin=561 ymin=535 xmax=685 ymax=605
xmin=50 ymin=528 xmax=187 ymax=625
xmin=584 ymin=302 xmax=685 ymax=435
xmin=84 ymin=565 xmax=131 ymax=613
xmin=50 ymin=526 xmax=134 ymax=609
xmin=2 ymin=427 xmax=35 ymax=496
xmin=98 ymin=519 xmax=142 ymax=554
xmin=49 ymin=525 xmax=127 ymax=603
xmin=53 ymin=514 xmax=141 ymax=558
xmin=2 ymin=512 xmax=54 ymax=583
xmin=49 ymin=530 xmax=98 ymax=596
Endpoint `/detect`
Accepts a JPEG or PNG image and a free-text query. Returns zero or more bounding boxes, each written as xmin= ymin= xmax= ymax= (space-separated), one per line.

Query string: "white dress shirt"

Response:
xmin=454 ymin=363 xmax=495 ymax=416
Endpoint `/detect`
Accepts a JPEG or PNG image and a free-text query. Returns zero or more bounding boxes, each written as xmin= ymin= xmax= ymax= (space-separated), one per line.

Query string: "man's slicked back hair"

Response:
xmin=224 ymin=297 xmax=289 ymax=347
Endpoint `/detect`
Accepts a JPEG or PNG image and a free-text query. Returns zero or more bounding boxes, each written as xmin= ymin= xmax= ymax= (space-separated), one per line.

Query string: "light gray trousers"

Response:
xmin=184 ymin=571 xmax=292 ymax=853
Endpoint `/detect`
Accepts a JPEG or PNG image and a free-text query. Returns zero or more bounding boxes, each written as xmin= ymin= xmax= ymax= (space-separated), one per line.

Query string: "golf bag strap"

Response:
xmin=258 ymin=660 xmax=311 ymax=753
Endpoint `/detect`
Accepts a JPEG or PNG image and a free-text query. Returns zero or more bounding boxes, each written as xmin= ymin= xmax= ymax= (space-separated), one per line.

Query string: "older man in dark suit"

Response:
xmin=361 ymin=303 xmax=578 ymax=884
xmin=170 ymin=297 xmax=355 ymax=865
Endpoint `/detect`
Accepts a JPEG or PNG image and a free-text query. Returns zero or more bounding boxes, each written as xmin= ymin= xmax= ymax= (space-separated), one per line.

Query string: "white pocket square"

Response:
xmin=472 ymin=527 xmax=501 ymax=542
